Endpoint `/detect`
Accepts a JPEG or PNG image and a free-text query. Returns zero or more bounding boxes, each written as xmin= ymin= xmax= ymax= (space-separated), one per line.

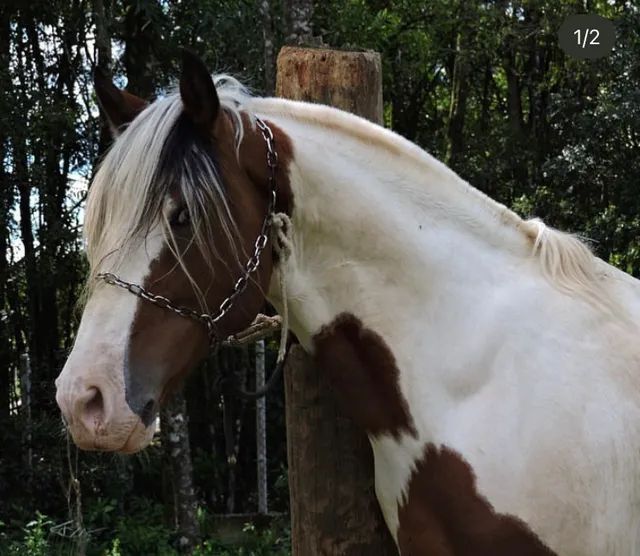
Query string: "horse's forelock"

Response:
xmin=83 ymin=76 xmax=252 ymax=307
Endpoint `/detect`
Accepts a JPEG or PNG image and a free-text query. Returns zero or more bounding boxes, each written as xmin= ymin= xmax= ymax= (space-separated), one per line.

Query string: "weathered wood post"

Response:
xmin=277 ymin=46 xmax=397 ymax=555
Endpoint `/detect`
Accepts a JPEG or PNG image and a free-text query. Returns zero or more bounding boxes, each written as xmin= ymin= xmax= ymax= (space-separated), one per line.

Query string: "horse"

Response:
xmin=56 ymin=51 xmax=640 ymax=555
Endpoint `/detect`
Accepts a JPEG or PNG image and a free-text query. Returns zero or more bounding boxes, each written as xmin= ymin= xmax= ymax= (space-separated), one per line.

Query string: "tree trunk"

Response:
xmin=161 ymin=388 xmax=200 ymax=552
xmin=121 ymin=1 xmax=157 ymax=98
xmin=19 ymin=353 xmax=33 ymax=474
xmin=259 ymin=0 xmax=275 ymax=95
xmin=15 ymin=134 xmax=39 ymax=377
xmin=255 ymin=340 xmax=268 ymax=514
xmin=93 ymin=0 xmax=114 ymax=155
xmin=285 ymin=0 xmax=314 ymax=44
xmin=277 ymin=46 xmax=397 ymax=555
xmin=502 ymin=37 xmax=525 ymax=143
xmin=93 ymin=0 xmax=111 ymax=72
xmin=221 ymin=347 xmax=248 ymax=514
xmin=0 ymin=5 xmax=11 ymax=424
xmin=445 ymin=5 xmax=475 ymax=169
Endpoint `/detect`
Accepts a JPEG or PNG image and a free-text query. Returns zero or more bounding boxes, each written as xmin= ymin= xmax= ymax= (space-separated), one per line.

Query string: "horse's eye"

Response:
xmin=170 ymin=207 xmax=190 ymax=227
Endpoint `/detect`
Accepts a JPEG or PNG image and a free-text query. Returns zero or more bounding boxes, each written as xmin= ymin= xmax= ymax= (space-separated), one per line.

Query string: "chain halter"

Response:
xmin=97 ymin=117 xmax=279 ymax=348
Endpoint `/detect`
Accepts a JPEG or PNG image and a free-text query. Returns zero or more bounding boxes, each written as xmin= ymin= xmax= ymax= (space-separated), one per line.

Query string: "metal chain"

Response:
xmin=97 ymin=117 xmax=279 ymax=347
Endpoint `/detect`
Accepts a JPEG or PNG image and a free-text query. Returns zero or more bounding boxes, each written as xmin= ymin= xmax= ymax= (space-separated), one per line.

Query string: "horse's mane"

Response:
xmin=83 ymin=75 xmax=252 ymax=309
xmin=525 ymin=218 xmax=616 ymax=315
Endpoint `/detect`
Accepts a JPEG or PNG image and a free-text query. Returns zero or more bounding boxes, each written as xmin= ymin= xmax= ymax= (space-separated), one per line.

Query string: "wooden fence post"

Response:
xmin=277 ymin=46 xmax=397 ymax=556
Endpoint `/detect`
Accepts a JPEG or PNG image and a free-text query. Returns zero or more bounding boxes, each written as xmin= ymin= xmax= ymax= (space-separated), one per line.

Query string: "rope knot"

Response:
xmin=269 ymin=212 xmax=292 ymax=364
xmin=270 ymin=212 xmax=293 ymax=261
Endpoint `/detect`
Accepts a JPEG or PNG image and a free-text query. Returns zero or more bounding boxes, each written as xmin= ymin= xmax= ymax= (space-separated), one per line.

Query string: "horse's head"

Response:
xmin=56 ymin=52 xmax=288 ymax=453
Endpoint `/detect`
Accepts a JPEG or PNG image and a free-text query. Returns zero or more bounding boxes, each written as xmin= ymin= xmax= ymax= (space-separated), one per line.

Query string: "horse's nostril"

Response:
xmin=85 ymin=387 xmax=103 ymax=416
xmin=140 ymin=399 xmax=156 ymax=427
xmin=77 ymin=386 xmax=106 ymax=432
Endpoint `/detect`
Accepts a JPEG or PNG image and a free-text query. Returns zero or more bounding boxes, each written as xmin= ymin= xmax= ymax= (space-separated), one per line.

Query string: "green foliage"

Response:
xmin=104 ymin=537 xmax=122 ymax=556
xmin=108 ymin=499 xmax=175 ymax=556
xmin=0 ymin=508 xmax=291 ymax=556
xmin=2 ymin=512 xmax=52 ymax=556
xmin=192 ymin=521 xmax=291 ymax=556
xmin=21 ymin=514 xmax=52 ymax=556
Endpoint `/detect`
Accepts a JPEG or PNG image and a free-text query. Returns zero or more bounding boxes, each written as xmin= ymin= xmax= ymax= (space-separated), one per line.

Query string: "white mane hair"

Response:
xmin=524 ymin=218 xmax=619 ymax=316
xmin=83 ymin=75 xmax=254 ymax=308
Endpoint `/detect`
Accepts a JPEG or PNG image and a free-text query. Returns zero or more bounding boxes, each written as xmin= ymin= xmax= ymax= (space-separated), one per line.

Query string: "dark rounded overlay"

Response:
xmin=558 ymin=14 xmax=616 ymax=60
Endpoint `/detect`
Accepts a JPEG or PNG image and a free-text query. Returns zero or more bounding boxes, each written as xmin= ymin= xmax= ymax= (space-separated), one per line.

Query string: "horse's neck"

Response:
xmin=262 ymin=103 xmax=534 ymax=351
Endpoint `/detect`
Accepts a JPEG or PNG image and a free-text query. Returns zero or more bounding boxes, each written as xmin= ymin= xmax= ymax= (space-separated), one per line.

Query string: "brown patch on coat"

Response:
xmin=127 ymin=110 xmax=294 ymax=414
xmin=234 ymin=114 xmax=294 ymax=216
xmin=397 ymin=444 xmax=557 ymax=556
xmin=312 ymin=313 xmax=417 ymax=439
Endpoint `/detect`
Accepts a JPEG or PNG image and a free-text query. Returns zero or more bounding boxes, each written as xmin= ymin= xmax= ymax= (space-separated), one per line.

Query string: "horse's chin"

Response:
xmin=117 ymin=422 xmax=156 ymax=454
xmin=70 ymin=420 xmax=155 ymax=454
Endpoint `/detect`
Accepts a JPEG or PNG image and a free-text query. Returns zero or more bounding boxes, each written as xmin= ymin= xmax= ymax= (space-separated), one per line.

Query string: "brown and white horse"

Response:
xmin=56 ymin=52 xmax=640 ymax=555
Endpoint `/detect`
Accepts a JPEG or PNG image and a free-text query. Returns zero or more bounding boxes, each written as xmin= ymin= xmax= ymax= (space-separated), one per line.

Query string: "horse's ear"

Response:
xmin=94 ymin=68 xmax=147 ymax=137
xmin=179 ymin=50 xmax=220 ymax=134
